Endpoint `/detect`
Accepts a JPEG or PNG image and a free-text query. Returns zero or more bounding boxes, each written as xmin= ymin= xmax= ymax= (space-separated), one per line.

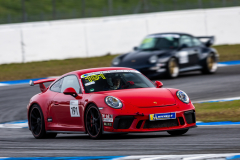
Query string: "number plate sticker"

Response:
xmin=149 ymin=113 xmax=176 ymax=121
xmin=70 ymin=100 xmax=80 ymax=117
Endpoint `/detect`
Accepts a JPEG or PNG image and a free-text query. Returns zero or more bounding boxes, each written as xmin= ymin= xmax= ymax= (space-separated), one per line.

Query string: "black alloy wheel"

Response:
xmin=85 ymin=105 xmax=102 ymax=139
xmin=167 ymin=129 xmax=189 ymax=136
xmin=30 ymin=104 xmax=57 ymax=139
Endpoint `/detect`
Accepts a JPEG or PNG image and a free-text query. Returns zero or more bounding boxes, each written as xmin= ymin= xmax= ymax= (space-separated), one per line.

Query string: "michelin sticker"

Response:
xmin=178 ymin=51 xmax=189 ymax=64
xmin=102 ymin=114 xmax=113 ymax=122
xmin=70 ymin=100 xmax=80 ymax=117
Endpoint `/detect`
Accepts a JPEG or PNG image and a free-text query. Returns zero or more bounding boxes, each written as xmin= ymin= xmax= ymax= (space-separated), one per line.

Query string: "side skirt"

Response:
xmin=46 ymin=131 xmax=87 ymax=134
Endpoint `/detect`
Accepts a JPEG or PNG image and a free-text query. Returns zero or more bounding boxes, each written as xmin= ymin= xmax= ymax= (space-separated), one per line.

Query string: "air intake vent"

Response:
xmin=113 ymin=116 xmax=134 ymax=129
xmin=184 ymin=110 xmax=196 ymax=124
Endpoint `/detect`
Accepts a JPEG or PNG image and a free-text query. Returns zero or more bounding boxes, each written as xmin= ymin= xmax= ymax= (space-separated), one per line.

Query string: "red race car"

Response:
xmin=27 ymin=67 xmax=196 ymax=139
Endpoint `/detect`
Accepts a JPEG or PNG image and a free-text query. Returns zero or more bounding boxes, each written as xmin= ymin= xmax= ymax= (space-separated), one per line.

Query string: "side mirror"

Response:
xmin=133 ymin=46 xmax=138 ymax=51
xmin=63 ymin=87 xmax=78 ymax=97
xmin=155 ymin=81 xmax=163 ymax=88
xmin=179 ymin=44 xmax=188 ymax=50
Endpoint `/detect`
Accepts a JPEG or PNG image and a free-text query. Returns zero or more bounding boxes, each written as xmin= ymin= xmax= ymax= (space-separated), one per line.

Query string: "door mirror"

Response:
xmin=63 ymin=87 xmax=78 ymax=97
xmin=133 ymin=46 xmax=138 ymax=51
xmin=155 ymin=81 xmax=163 ymax=88
xmin=180 ymin=44 xmax=188 ymax=49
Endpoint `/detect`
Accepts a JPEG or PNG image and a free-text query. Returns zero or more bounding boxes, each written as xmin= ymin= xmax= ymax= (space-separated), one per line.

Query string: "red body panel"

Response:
xmin=27 ymin=67 xmax=196 ymax=134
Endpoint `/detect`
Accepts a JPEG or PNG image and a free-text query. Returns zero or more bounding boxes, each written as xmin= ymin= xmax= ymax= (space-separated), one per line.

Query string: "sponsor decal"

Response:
xmin=81 ymin=70 xmax=140 ymax=78
xmin=149 ymin=112 xmax=176 ymax=121
xmin=102 ymin=114 xmax=113 ymax=122
xmin=104 ymin=122 xmax=112 ymax=126
xmin=70 ymin=100 xmax=80 ymax=117
xmin=90 ymin=88 xmax=94 ymax=92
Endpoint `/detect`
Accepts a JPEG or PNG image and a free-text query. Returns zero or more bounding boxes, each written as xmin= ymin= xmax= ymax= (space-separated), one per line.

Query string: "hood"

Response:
xmin=119 ymin=50 xmax=171 ymax=67
xmin=99 ymin=88 xmax=176 ymax=107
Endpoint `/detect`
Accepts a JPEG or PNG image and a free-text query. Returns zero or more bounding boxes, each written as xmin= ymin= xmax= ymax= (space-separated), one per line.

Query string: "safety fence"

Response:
xmin=0 ymin=6 xmax=240 ymax=64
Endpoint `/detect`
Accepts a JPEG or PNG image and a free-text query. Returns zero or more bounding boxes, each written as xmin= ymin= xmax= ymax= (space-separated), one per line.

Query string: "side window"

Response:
xmin=180 ymin=35 xmax=193 ymax=48
xmin=192 ymin=38 xmax=202 ymax=47
xmin=50 ymin=78 xmax=63 ymax=92
xmin=61 ymin=75 xmax=81 ymax=94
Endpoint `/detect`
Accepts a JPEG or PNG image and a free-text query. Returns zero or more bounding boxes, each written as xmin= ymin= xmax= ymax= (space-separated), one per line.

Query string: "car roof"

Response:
xmin=148 ymin=32 xmax=193 ymax=37
xmin=67 ymin=67 xmax=136 ymax=77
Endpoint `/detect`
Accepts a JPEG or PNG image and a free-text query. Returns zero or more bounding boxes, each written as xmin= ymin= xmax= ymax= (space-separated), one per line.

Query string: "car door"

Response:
xmin=49 ymin=75 xmax=84 ymax=131
xmin=192 ymin=37 xmax=204 ymax=64
xmin=178 ymin=35 xmax=199 ymax=68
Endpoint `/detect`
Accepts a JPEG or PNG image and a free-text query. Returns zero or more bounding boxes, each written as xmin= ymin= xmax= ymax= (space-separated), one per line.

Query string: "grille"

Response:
xmin=143 ymin=119 xmax=179 ymax=129
xmin=178 ymin=117 xmax=185 ymax=125
xmin=113 ymin=116 xmax=134 ymax=129
xmin=184 ymin=110 xmax=196 ymax=124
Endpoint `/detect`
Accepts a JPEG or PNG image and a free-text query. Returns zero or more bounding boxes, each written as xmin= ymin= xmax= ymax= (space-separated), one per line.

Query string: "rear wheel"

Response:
xmin=30 ymin=104 xmax=57 ymax=139
xmin=166 ymin=58 xmax=179 ymax=78
xmin=201 ymin=53 xmax=218 ymax=74
xmin=85 ymin=105 xmax=102 ymax=139
xmin=167 ymin=129 xmax=189 ymax=136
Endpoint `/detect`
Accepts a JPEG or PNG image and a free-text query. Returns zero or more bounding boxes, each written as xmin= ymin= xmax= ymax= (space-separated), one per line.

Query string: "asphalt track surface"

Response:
xmin=0 ymin=65 xmax=240 ymax=157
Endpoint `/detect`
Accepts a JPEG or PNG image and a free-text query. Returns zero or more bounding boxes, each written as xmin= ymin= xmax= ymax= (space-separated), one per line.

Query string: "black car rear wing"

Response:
xmin=196 ymin=36 xmax=215 ymax=47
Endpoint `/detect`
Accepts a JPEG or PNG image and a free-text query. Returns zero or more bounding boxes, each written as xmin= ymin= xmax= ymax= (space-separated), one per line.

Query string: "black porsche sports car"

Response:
xmin=111 ymin=33 xmax=218 ymax=78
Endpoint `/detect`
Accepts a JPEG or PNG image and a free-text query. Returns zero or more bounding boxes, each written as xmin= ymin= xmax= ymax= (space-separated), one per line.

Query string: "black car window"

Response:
xmin=192 ymin=38 xmax=203 ymax=47
xmin=50 ymin=78 xmax=63 ymax=92
xmin=139 ymin=34 xmax=179 ymax=50
xmin=180 ymin=35 xmax=193 ymax=48
xmin=61 ymin=75 xmax=81 ymax=94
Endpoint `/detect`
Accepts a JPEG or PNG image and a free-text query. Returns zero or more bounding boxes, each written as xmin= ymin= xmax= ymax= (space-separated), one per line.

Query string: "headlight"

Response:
xmin=105 ymin=96 xmax=123 ymax=109
xmin=149 ymin=55 xmax=158 ymax=63
xmin=176 ymin=90 xmax=189 ymax=104
xmin=112 ymin=58 xmax=121 ymax=65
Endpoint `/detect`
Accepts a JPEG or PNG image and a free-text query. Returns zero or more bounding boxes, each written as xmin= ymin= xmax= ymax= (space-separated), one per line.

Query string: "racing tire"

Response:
xmin=29 ymin=104 xmax=48 ymax=139
xmin=167 ymin=129 xmax=189 ymax=136
xmin=201 ymin=53 xmax=218 ymax=74
xmin=166 ymin=58 xmax=179 ymax=78
xmin=85 ymin=104 xmax=103 ymax=139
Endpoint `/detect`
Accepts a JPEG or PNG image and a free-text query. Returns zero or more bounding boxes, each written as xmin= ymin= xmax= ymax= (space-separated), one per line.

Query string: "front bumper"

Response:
xmin=103 ymin=110 xmax=196 ymax=133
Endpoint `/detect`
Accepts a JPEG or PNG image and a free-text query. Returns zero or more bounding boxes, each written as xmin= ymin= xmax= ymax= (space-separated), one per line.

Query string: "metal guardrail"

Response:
xmin=0 ymin=0 xmax=240 ymax=24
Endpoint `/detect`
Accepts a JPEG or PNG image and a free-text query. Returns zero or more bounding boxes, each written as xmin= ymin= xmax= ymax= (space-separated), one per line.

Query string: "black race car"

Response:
xmin=111 ymin=33 xmax=218 ymax=78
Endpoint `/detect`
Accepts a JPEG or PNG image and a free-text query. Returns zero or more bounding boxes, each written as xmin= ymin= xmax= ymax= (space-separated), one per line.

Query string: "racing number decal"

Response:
xmin=70 ymin=100 xmax=80 ymax=117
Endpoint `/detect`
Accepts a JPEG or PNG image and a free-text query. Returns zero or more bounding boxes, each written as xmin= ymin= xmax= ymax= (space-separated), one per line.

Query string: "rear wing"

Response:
xmin=196 ymin=36 xmax=215 ymax=47
xmin=29 ymin=78 xmax=57 ymax=92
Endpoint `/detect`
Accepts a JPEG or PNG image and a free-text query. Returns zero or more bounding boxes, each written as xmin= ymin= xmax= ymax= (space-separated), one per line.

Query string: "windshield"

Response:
xmin=81 ymin=70 xmax=155 ymax=93
xmin=139 ymin=34 xmax=179 ymax=50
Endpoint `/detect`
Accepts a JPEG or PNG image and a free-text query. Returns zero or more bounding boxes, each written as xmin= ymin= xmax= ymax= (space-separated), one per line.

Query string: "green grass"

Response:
xmin=214 ymin=44 xmax=240 ymax=62
xmin=0 ymin=0 xmax=240 ymax=24
xmin=195 ymin=100 xmax=240 ymax=122
xmin=0 ymin=55 xmax=117 ymax=81
xmin=0 ymin=44 xmax=239 ymax=81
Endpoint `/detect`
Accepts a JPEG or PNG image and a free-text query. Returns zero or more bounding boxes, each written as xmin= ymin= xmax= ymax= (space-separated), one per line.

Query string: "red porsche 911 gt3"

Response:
xmin=28 ymin=67 xmax=196 ymax=139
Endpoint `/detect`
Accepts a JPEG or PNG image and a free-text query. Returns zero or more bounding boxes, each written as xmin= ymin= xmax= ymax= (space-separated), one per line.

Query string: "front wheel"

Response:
xmin=85 ymin=105 xmax=102 ymax=139
xmin=166 ymin=58 xmax=179 ymax=78
xmin=167 ymin=129 xmax=189 ymax=136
